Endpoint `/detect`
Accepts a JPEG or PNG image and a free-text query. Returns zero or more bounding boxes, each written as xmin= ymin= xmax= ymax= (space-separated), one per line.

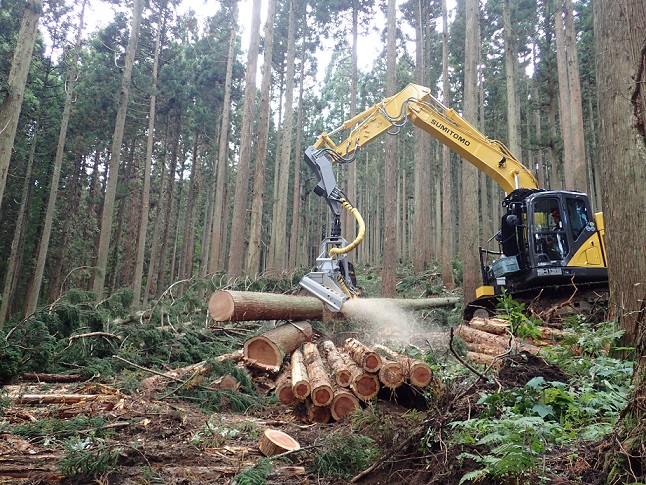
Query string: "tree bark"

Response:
xmin=209 ymin=3 xmax=238 ymax=274
xmin=242 ymin=321 xmax=313 ymax=370
xmin=269 ymin=0 xmax=298 ymax=273
xmin=461 ymin=0 xmax=481 ymax=303
xmin=503 ymin=0 xmax=521 ymax=157
xmin=0 ymin=0 xmax=43 ymax=207
xmin=92 ymin=0 xmax=144 ymax=301
xmin=381 ymin=0 xmax=398 ymax=297
xmin=227 ymin=0 xmax=261 ymax=277
xmin=133 ymin=8 xmax=164 ymax=304
xmin=247 ymin=0 xmax=276 ymax=276
xmin=441 ymin=0 xmax=454 ymax=288
xmin=208 ymin=290 xmax=460 ymax=322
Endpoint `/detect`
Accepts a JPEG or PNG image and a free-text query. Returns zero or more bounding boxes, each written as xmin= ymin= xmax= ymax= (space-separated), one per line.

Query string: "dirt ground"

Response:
xmin=0 ymin=340 xmax=605 ymax=485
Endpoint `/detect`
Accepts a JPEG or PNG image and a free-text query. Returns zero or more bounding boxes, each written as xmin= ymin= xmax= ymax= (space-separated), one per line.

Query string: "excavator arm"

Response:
xmin=300 ymin=83 xmax=538 ymax=310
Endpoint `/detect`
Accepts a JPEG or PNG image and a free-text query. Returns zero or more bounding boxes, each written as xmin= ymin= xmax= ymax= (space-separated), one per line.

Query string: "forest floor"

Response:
xmin=0 ymin=268 xmax=621 ymax=484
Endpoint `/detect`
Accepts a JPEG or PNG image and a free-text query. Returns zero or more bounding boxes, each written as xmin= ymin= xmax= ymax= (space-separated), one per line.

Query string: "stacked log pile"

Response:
xmin=241 ymin=323 xmax=434 ymax=423
xmin=457 ymin=316 xmax=572 ymax=366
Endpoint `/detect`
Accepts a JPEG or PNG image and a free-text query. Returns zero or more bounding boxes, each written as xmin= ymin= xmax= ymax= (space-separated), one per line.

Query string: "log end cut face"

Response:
xmin=277 ymin=386 xmax=297 ymax=405
xmin=208 ymin=290 xmax=235 ymax=321
xmin=312 ymin=386 xmax=333 ymax=407
xmin=352 ymin=375 xmax=379 ymax=400
xmin=410 ymin=364 xmax=433 ymax=388
xmin=331 ymin=394 xmax=359 ymax=420
xmin=364 ymin=354 xmax=382 ymax=372
xmin=244 ymin=338 xmax=283 ymax=369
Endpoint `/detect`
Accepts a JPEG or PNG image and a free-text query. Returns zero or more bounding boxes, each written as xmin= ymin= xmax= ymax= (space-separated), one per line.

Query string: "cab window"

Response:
xmin=566 ymin=198 xmax=590 ymax=240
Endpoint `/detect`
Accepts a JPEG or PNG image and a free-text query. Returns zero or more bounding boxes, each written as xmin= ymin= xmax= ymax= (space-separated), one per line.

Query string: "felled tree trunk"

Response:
xmin=243 ymin=321 xmax=312 ymax=370
xmin=378 ymin=358 xmax=404 ymax=389
xmin=321 ymin=340 xmax=352 ymax=387
xmin=208 ymin=290 xmax=460 ymax=322
xmin=291 ymin=349 xmax=310 ymax=401
xmin=457 ymin=325 xmax=542 ymax=354
xmin=209 ymin=290 xmax=324 ymax=321
xmin=344 ymin=338 xmax=382 ymax=372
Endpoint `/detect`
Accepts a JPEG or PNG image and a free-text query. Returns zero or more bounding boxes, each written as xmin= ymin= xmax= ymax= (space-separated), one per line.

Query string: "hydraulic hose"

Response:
xmin=329 ymin=198 xmax=366 ymax=258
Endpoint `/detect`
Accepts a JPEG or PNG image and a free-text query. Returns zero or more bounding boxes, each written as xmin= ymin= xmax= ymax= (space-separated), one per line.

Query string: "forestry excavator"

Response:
xmin=299 ymin=83 xmax=608 ymax=320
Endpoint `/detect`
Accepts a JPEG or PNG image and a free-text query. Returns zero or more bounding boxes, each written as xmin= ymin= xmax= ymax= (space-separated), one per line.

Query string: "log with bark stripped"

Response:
xmin=302 ymin=342 xmax=334 ymax=407
xmin=344 ymin=338 xmax=382 ymax=373
xmin=341 ymin=353 xmax=380 ymax=401
xmin=457 ymin=325 xmax=543 ymax=354
xmin=243 ymin=321 xmax=313 ymax=370
xmin=321 ymin=340 xmax=352 ymax=387
xmin=290 ymin=349 xmax=310 ymax=401
xmin=208 ymin=290 xmax=460 ymax=322
xmin=258 ymin=429 xmax=300 ymax=456
xmin=467 ymin=317 xmax=573 ymax=343
xmin=275 ymin=365 xmax=297 ymax=406
xmin=330 ymin=386 xmax=361 ymax=421
xmin=374 ymin=345 xmax=433 ymax=388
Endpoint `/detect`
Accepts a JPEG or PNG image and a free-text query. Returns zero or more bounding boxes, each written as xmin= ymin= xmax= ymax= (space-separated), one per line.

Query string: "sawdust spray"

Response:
xmin=341 ymin=298 xmax=445 ymax=350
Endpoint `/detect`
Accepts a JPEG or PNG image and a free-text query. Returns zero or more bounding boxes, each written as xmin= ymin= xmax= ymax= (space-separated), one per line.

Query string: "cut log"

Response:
xmin=209 ymin=290 xmax=460 ymax=322
xmin=466 ymin=351 xmax=496 ymax=366
xmin=378 ymin=360 xmax=404 ymax=389
xmin=258 ymin=429 xmax=300 ymax=456
xmin=464 ymin=342 xmax=509 ymax=357
xmin=209 ymin=290 xmax=324 ymax=322
xmin=344 ymin=338 xmax=382 ymax=373
xmin=302 ymin=343 xmax=334 ymax=407
xmin=20 ymin=373 xmax=86 ymax=383
xmin=467 ymin=317 xmax=511 ymax=335
xmin=275 ymin=365 xmax=296 ymax=406
xmin=306 ymin=398 xmax=332 ymax=424
xmin=341 ymin=353 xmax=380 ymax=401
xmin=10 ymin=394 xmax=120 ymax=405
xmin=330 ymin=387 xmax=360 ymax=421
xmin=373 ymin=345 xmax=433 ymax=388
xmin=290 ymin=349 xmax=311 ymax=401
xmin=210 ymin=375 xmax=240 ymax=390
xmin=457 ymin=325 xmax=543 ymax=354
xmin=243 ymin=321 xmax=313 ymax=370
xmin=321 ymin=340 xmax=352 ymax=387
xmin=456 ymin=325 xmax=509 ymax=350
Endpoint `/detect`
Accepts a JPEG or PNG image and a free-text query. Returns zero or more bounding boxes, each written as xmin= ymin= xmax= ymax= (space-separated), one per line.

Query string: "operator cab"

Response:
xmin=479 ymin=189 xmax=606 ymax=295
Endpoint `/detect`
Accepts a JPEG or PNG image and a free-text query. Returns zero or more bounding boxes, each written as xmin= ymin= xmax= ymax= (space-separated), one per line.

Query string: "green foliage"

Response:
xmin=495 ymin=291 xmax=543 ymax=340
xmin=232 ymin=458 xmax=274 ymax=485
xmin=12 ymin=416 xmax=111 ymax=440
xmin=312 ymin=430 xmax=379 ymax=478
xmin=191 ymin=415 xmax=260 ymax=448
xmin=57 ymin=437 xmax=122 ymax=477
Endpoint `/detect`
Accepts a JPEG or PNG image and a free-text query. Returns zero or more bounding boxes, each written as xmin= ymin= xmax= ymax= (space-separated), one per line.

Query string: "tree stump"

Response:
xmin=243 ymin=321 xmax=313 ymax=370
xmin=302 ymin=342 xmax=334 ymax=407
xmin=290 ymin=349 xmax=311 ymax=401
xmin=344 ymin=338 xmax=382 ymax=372
xmin=258 ymin=429 xmax=300 ymax=456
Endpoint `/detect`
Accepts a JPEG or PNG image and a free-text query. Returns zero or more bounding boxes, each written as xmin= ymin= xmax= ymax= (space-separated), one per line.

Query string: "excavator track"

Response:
xmin=464 ymin=281 xmax=609 ymax=325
